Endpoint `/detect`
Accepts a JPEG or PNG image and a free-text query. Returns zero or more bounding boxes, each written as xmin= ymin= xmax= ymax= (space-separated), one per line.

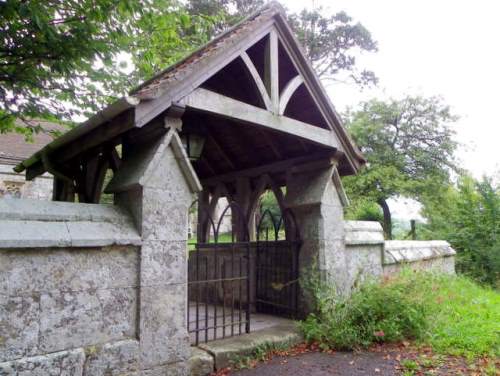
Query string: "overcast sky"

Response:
xmin=284 ymin=0 xmax=500 ymax=180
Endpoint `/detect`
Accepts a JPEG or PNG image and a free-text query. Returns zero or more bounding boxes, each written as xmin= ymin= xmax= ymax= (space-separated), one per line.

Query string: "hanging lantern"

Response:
xmin=180 ymin=132 xmax=206 ymax=161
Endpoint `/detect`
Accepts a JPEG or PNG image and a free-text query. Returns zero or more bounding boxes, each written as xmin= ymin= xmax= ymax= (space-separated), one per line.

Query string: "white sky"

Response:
xmin=284 ymin=0 xmax=500 ymax=180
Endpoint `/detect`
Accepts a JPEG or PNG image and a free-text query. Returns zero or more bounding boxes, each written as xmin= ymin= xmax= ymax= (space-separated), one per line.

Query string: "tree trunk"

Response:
xmin=378 ymin=198 xmax=392 ymax=240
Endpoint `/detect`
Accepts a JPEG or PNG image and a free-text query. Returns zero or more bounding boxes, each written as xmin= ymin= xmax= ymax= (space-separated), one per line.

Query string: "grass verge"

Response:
xmin=299 ymin=270 xmax=500 ymax=359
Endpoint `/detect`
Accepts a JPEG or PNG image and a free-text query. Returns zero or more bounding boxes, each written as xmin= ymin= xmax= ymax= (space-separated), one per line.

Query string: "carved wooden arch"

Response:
xmin=246 ymin=174 xmax=286 ymax=237
xmin=197 ymin=182 xmax=234 ymax=243
xmin=279 ymin=75 xmax=304 ymax=115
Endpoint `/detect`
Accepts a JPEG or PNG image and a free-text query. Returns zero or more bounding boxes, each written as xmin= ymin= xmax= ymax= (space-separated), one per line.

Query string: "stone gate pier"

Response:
xmin=0 ymin=128 xmax=201 ymax=375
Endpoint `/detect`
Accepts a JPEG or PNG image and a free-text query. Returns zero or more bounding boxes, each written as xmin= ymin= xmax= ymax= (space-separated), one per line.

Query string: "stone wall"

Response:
xmin=0 ymin=199 xmax=142 ymax=375
xmin=343 ymin=221 xmax=385 ymax=290
xmin=0 ymin=164 xmax=52 ymax=200
xmin=383 ymin=240 xmax=456 ymax=276
xmin=0 ymin=128 xmax=201 ymax=375
xmin=341 ymin=221 xmax=456 ymax=292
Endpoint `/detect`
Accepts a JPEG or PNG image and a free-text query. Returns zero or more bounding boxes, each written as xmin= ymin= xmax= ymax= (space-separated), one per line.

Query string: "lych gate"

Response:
xmin=14 ymin=2 xmax=365 ymax=373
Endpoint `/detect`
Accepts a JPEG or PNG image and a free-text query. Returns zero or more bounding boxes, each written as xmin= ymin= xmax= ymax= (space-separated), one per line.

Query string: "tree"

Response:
xmin=343 ymin=96 xmax=459 ymax=239
xmin=288 ymin=8 xmax=377 ymax=86
xmin=0 ymin=0 xmax=215 ymax=137
xmin=421 ymin=176 xmax=500 ymax=287
xmin=186 ymin=0 xmax=378 ymax=85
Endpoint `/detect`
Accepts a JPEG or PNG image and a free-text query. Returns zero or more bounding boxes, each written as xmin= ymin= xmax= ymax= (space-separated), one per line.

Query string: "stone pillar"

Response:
xmin=107 ymin=122 xmax=201 ymax=375
xmin=285 ymin=160 xmax=347 ymax=317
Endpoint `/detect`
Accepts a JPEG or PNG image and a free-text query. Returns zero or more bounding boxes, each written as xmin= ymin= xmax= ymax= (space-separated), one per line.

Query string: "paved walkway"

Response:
xmin=188 ymin=304 xmax=293 ymax=344
xmin=232 ymin=351 xmax=399 ymax=376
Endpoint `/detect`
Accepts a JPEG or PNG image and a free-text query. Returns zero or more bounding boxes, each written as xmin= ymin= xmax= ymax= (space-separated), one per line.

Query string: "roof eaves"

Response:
xmin=14 ymin=96 xmax=140 ymax=173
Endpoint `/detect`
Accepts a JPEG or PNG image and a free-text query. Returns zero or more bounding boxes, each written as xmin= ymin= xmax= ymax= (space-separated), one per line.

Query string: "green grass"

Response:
xmin=300 ymin=270 xmax=500 ymax=358
xmin=188 ymin=232 xmax=234 ymax=250
xmin=418 ymin=273 xmax=500 ymax=357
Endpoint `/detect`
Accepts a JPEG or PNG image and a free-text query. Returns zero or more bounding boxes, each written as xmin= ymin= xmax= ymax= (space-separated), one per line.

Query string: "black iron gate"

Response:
xmin=255 ymin=209 xmax=301 ymax=318
xmin=187 ymin=202 xmax=251 ymax=345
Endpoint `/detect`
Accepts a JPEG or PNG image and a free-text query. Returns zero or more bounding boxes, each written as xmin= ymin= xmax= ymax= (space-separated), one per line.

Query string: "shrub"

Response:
xmin=300 ymin=271 xmax=500 ymax=357
xmin=299 ymin=272 xmax=428 ymax=350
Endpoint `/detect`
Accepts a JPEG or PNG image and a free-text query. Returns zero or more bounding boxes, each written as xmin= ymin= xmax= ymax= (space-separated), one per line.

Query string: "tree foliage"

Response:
xmin=288 ymin=8 xmax=377 ymax=85
xmin=343 ymin=96 xmax=459 ymax=238
xmin=421 ymin=176 xmax=500 ymax=287
xmin=0 ymin=0 xmax=216 ymax=136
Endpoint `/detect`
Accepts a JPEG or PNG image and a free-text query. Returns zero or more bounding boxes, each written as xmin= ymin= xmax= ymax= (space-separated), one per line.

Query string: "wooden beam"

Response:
xmin=201 ymin=151 xmax=333 ymax=186
xmin=248 ymin=174 xmax=271 ymax=219
xmin=258 ymin=129 xmax=282 ymax=159
xmin=199 ymin=156 xmax=217 ymax=176
xmin=180 ymin=88 xmax=340 ymax=150
xmin=108 ymin=148 xmax=122 ymax=172
xmin=265 ymin=30 xmax=279 ymax=113
xmin=279 ymin=75 xmax=303 ymax=115
xmin=240 ymin=52 xmax=272 ymax=111
xmin=56 ymin=110 xmax=133 ymax=166
xmin=207 ymin=134 xmax=236 ymax=170
xmin=25 ymin=110 xmax=134 ymax=180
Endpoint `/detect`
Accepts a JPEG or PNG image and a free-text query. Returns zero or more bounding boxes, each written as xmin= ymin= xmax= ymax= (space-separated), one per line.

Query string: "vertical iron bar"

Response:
xmin=195 ymin=244 xmax=200 ymax=345
xmin=239 ymin=255 xmax=243 ymax=335
xmin=245 ymin=241 xmax=250 ymax=334
xmin=205 ymin=254 xmax=209 ymax=343
xmin=214 ymin=239 xmax=218 ymax=340
xmin=231 ymin=243 xmax=235 ymax=337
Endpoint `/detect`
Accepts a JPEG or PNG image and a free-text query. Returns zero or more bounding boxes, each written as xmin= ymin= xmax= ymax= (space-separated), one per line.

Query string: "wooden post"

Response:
xmin=197 ymin=189 xmax=210 ymax=243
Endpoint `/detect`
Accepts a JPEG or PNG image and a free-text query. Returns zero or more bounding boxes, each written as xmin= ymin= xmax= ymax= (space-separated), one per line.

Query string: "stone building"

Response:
xmin=0 ymin=3 xmax=455 ymax=375
xmin=0 ymin=120 xmax=64 ymax=200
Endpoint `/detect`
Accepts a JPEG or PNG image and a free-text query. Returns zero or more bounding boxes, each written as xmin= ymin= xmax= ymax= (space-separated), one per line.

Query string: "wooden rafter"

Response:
xmin=265 ymin=29 xmax=279 ymax=113
xmin=240 ymin=52 xmax=272 ymax=111
xmin=258 ymin=129 xmax=282 ymax=159
xmin=199 ymin=156 xmax=217 ymax=176
xmin=207 ymin=134 xmax=236 ymax=170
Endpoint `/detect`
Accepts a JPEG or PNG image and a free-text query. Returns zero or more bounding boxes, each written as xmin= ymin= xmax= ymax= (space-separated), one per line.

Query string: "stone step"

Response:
xmin=189 ymin=321 xmax=303 ymax=375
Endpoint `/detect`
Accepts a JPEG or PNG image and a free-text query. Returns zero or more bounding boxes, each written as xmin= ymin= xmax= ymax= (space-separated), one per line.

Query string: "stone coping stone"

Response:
xmin=0 ymin=198 xmax=130 ymax=222
xmin=0 ymin=198 xmax=141 ymax=248
xmin=345 ymin=221 xmax=384 ymax=232
xmin=344 ymin=220 xmax=384 ymax=245
xmin=197 ymin=322 xmax=303 ymax=371
xmin=384 ymin=240 xmax=456 ymax=265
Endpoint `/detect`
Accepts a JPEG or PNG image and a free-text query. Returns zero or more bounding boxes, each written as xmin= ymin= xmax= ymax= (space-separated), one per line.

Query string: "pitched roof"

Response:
xmin=0 ymin=120 xmax=67 ymax=166
xmin=131 ymin=3 xmax=279 ymax=100
xmin=15 ymin=1 xmax=365 ymax=176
